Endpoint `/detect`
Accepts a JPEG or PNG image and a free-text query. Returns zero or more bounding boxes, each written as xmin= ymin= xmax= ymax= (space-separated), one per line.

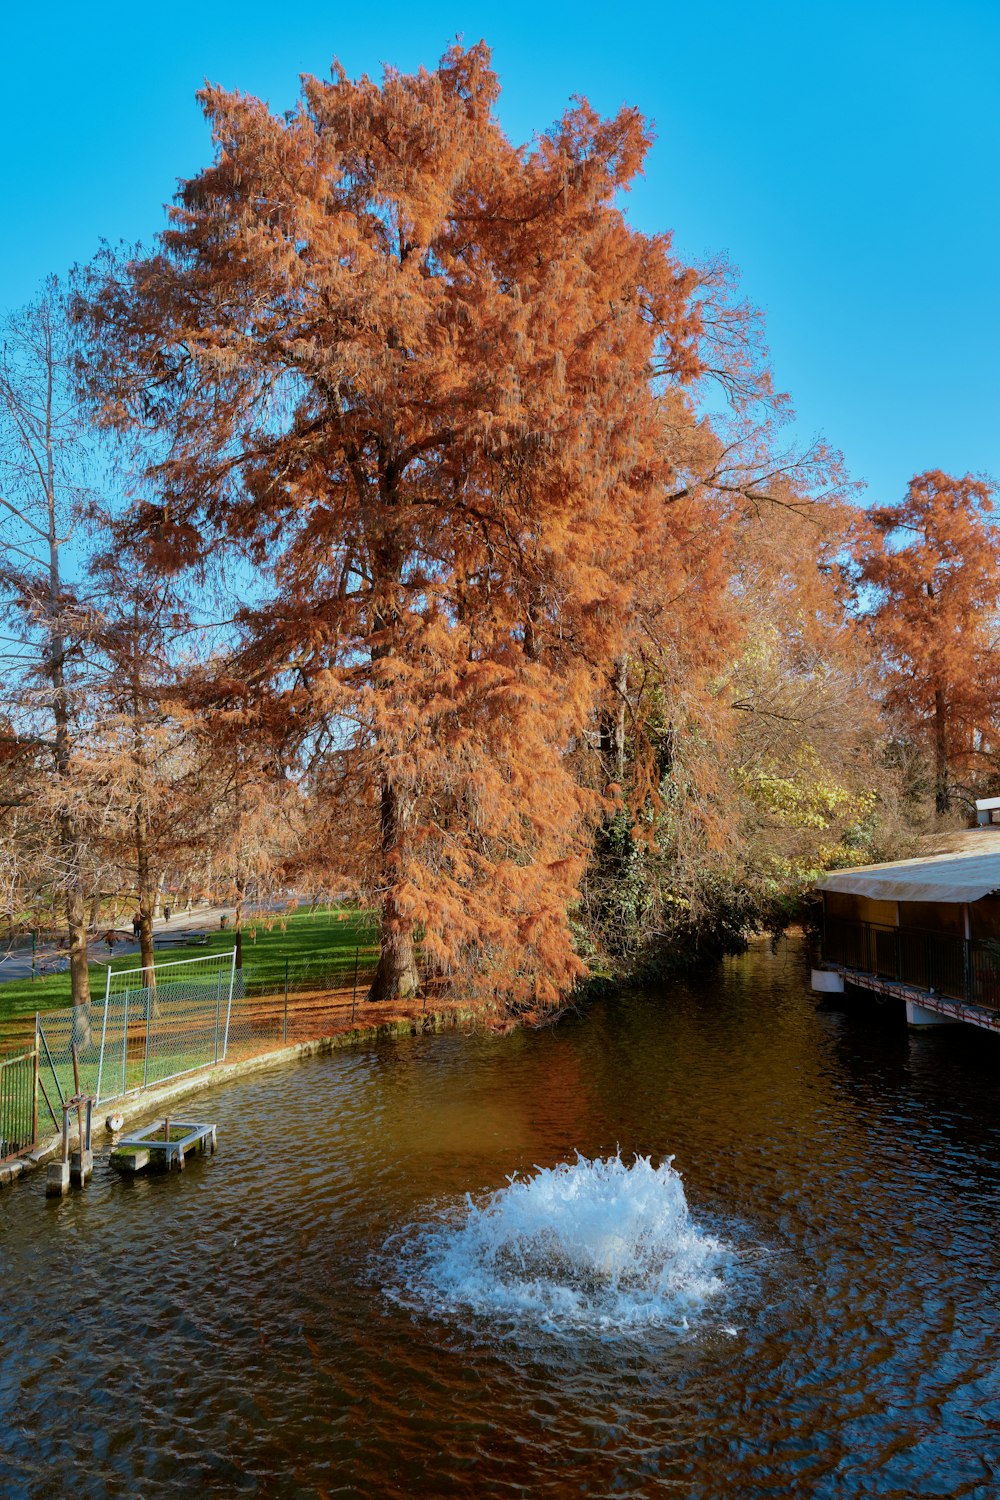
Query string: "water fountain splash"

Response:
xmin=390 ymin=1153 xmax=730 ymax=1334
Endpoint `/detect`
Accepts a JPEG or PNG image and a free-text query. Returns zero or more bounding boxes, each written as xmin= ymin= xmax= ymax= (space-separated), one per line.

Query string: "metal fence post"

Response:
xmin=283 ymin=957 xmax=289 ymax=1043
xmin=96 ymin=964 xmax=112 ymax=1107
xmin=121 ymin=989 xmax=129 ymax=1098
xmin=32 ymin=1040 xmax=38 ymax=1149
xmin=71 ymin=1044 xmax=84 ymax=1163
xmin=222 ymin=948 xmax=236 ymax=1061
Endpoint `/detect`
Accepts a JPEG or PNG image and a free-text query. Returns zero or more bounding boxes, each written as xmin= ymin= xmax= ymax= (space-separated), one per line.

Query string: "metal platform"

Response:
xmin=110 ymin=1118 xmax=217 ymax=1173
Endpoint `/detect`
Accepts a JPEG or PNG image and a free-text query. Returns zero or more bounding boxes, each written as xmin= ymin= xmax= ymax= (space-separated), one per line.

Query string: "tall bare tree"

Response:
xmin=0 ymin=279 xmax=98 ymax=1005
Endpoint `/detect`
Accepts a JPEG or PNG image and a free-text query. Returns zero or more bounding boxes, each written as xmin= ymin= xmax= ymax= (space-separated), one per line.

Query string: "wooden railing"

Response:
xmin=822 ymin=918 xmax=1000 ymax=1012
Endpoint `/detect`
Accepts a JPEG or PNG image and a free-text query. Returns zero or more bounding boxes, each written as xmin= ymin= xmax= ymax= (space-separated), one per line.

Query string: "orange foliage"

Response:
xmin=855 ymin=470 xmax=1000 ymax=814
xmin=81 ymin=43 xmax=768 ymax=1012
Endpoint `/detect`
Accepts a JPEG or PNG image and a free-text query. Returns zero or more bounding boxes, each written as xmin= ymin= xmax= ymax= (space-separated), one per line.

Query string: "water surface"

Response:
xmin=1 ymin=939 xmax=998 ymax=1497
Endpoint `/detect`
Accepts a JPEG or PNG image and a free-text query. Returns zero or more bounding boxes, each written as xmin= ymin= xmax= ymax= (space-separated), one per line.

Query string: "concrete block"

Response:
xmin=70 ymin=1149 xmax=93 ymax=1187
xmin=46 ymin=1161 xmax=71 ymax=1198
xmin=109 ymin=1148 xmax=150 ymax=1173
xmin=906 ymin=999 xmax=961 ymax=1027
xmin=811 ymin=968 xmax=845 ymax=994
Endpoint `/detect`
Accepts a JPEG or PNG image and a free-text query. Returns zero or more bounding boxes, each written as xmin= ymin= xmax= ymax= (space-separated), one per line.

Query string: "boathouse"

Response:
xmin=814 ymin=804 xmax=1000 ymax=1032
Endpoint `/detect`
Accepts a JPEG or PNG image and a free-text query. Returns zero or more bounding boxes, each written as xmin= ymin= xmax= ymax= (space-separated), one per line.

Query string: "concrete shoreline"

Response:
xmin=0 ymin=1006 xmax=475 ymax=1192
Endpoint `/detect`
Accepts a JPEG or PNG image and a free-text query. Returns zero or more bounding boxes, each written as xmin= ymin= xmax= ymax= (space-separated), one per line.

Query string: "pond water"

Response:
xmin=1 ymin=938 xmax=999 ymax=1498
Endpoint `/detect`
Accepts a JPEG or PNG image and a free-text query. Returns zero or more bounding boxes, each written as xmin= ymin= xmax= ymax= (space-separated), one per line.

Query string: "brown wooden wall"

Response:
xmin=825 ymin=889 xmax=1000 ymax=940
xmin=823 ymin=891 xmax=898 ymax=926
xmin=896 ymin=900 xmax=965 ymax=937
xmin=969 ymin=895 xmax=1000 ymax=942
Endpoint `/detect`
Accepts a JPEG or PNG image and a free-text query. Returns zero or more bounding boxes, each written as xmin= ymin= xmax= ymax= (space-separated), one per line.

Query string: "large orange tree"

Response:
xmin=855 ymin=470 xmax=1000 ymax=814
xmin=81 ymin=44 xmax=737 ymax=1009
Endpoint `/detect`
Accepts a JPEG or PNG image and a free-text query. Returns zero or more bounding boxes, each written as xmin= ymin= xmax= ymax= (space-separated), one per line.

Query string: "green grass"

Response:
xmin=0 ymin=904 xmax=380 ymax=1039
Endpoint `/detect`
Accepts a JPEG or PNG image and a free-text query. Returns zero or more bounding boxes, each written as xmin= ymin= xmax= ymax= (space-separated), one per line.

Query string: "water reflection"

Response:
xmin=0 ymin=939 xmax=998 ymax=1497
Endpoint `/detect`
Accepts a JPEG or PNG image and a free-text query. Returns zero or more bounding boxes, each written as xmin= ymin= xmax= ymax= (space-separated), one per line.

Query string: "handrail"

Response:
xmin=823 ymin=916 xmax=1000 ymax=1013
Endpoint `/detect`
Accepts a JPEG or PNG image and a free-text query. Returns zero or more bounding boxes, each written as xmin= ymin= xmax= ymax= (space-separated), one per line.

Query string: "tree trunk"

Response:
xmin=135 ymin=825 xmax=156 ymax=979
xmin=369 ymin=897 xmax=420 ymax=1002
xmin=65 ymin=878 xmax=91 ymax=1016
xmin=56 ymin=804 xmax=90 ymax=1009
xmin=44 ymin=337 xmax=90 ymax=1009
xmin=599 ymin=657 xmax=628 ymax=784
xmin=138 ymin=905 xmax=155 ymax=978
xmin=368 ymin=779 xmax=419 ymax=1002
xmin=233 ymin=875 xmax=245 ymax=970
xmin=934 ymin=687 xmax=950 ymax=814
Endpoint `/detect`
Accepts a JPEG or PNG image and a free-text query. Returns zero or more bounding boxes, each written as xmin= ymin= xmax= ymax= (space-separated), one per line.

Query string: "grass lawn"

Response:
xmin=0 ymin=905 xmax=380 ymax=1038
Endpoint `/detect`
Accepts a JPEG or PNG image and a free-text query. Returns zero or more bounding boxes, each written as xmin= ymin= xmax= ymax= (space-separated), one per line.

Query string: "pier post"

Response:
xmin=46 ymin=1160 xmax=70 ymax=1197
xmin=905 ymin=999 xmax=961 ymax=1027
xmin=70 ymin=1148 xmax=93 ymax=1187
xmin=47 ymin=1103 xmax=72 ymax=1197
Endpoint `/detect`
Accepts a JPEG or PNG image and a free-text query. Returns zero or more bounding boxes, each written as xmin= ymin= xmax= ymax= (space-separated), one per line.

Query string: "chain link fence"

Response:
xmin=4 ymin=937 xmax=457 ymax=1162
xmin=31 ymin=944 xmax=395 ymax=1114
xmin=226 ymin=944 xmax=386 ymax=1052
xmin=36 ymin=951 xmax=239 ymax=1110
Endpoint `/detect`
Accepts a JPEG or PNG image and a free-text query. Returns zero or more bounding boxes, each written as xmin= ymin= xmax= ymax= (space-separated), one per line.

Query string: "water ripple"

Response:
xmin=0 ymin=941 xmax=998 ymax=1496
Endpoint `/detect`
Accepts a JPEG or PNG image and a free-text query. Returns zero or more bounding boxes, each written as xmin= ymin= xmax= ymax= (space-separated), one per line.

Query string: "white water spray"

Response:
xmin=391 ymin=1154 xmax=729 ymax=1334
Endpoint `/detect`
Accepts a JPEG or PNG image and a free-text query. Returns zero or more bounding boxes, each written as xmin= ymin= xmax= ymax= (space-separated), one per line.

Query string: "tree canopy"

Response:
xmin=0 ymin=43 xmax=992 ymax=1016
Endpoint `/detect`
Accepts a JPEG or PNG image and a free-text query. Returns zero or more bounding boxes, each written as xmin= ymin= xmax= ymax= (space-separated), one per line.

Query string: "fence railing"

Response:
xmin=0 ymin=1049 xmax=37 ymax=1163
xmin=823 ymin=917 xmax=1000 ymax=1011
xmin=35 ymin=949 xmax=240 ymax=1113
xmin=0 ymin=941 xmax=416 ymax=1166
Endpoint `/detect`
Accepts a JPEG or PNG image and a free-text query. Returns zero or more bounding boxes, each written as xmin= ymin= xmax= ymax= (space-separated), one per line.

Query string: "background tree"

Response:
xmin=854 ymin=470 xmax=1000 ymax=816
xmin=182 ymin=682 xmax=304 ymax=972
xmin=86 ymin=559 xmax=208 ymax=975
xmin=0 ymin=279 xmax=100 ymax=1004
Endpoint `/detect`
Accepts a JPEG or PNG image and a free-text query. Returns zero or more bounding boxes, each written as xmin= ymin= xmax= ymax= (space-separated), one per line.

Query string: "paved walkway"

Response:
xmin=0 ymin=904 xmax=250 ymax=985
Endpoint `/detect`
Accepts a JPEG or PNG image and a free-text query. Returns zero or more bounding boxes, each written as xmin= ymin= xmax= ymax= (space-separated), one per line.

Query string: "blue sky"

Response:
xmin=4 ymin=0 xmax=998 ymax=507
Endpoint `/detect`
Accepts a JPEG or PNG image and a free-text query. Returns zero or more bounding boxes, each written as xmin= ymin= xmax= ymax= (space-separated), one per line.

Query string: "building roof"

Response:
xmin=818 ymin=827 xmax=1000 ymax=903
